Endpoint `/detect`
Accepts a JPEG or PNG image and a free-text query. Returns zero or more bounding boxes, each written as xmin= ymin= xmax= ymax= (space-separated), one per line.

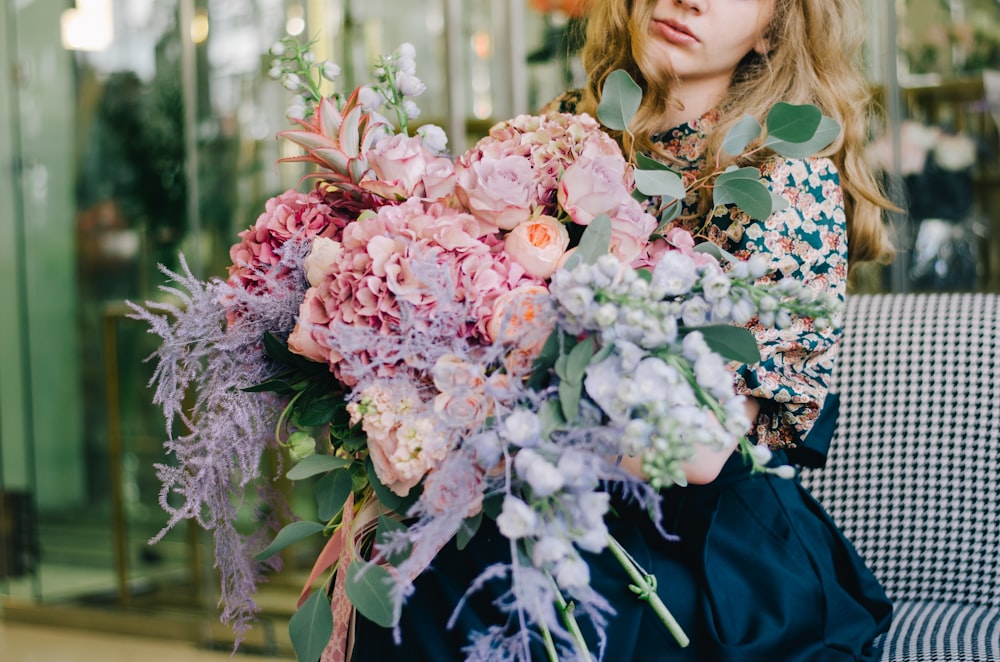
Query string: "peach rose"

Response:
xmin=487 ymin=284 xmax=553 ymax=348
xmin=503 ymin=215 xmax=570 ymax=279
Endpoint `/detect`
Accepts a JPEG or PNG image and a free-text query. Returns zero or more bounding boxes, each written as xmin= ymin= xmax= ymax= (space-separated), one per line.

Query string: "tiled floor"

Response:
xmin=0 ymin=621 xmax=293 ymax=661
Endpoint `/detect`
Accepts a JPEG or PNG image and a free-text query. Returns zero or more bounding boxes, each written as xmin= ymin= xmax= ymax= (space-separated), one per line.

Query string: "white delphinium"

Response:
xmin=416 ymin=124 xmax=448 ymax=155
xmin=496 ymin=497 xmax=538 ymax=539
xmin=650 ymin=251 xmax=698 ymax=297
xmin=395 ymin=71 xmax=426 ymax=97
xmin=357 ymin=86 xmax=384 ymax=112
xmin=320 ymin=60 xmax=341 ymax=81
xmin=500 ymin=409 xmax=542 ymax=448
xmin=554 ymin=555 xmax=591 ymax=589
xmin=403 ymin=99 xmax=420 ymax=120
xmin=514 ymin=448 xmax=565 ymax=498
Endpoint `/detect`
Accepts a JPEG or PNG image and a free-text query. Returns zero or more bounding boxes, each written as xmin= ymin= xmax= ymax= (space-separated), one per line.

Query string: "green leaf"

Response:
xmin=634 ymin=169 xmax=685 ymax=200
xmin=564 ymin=214 xmax=612 ymax=270
xmin=375 ymin=516 xmax=411 ymax=566
xmin=713 ymin=171 xmax=774 ymax=220
xmin=764 ymin=102 xmax=821 ymax=143
xmin=255 ymin=521 xmax=325 ymax=561
xmin=286 ymin=454 xmax=353 ymax=480
xmin=564 ymin=336 xmax=595 ymax=385
xmin=297 ymin=392 xmax=342 ymax=426
xmin=559 ymin=379 xmax=582 ymax=422
xmin=722 ymin=114 xmax=763 ymax=156
xmin=691 ymin=325 xmax=761 ymax=364
xmin=365 ymin=456 xmax=422 ymax=515
xmin=289 ymin=588 xmax=333 ymax=662
xmin=456 ymin=512 xmax=483 ymax=551
xmin=658 ymin=200 xmax=682 ymax=228
xmin=693 ymin=242 xmax=739 ymax=264
xmin=315 ymin=469 xmax=353 ymax=521
xmin=770 ymin=191 xmax=790 ymax=213
xmin=538 ymin=397 xmax=566 ymax=437
xmin=242 ymin=378 xmax=297 ymax=395
xmin=345 ymin=562 xmax=397 ymax=627
xmin=765 ymin=116 xmax=841 ymax=158
xmin=597 ymin=69 xmax=642 ymax=131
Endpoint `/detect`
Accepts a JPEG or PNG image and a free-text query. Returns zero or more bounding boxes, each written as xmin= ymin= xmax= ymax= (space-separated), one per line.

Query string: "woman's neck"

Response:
xmin=660 ymin=77 xmax=730 ymax=131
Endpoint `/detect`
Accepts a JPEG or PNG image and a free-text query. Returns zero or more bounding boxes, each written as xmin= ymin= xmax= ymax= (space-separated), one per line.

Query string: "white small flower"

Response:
xmin=281 ymin=73 xmax=301 ymax=91
xmin=575 ymin=524 xmax=609 ymax=554
xmin=554 ymin=555 xmax=590 ymax=588
xmin=759 ymin=295 xmax=778 ymax=312
xmin=500 ymin=409 xmax=541 ymax=447
xmin=651 ymin=251 xmax=698 ymax=296
xmin=320 ymin=60 xmax=341 ymax=81
xmin=701 ymin=272 xmax=731 ymax=301
xmin=769 ymin=464 xmax=797 ymax=480
xmin=287 ymin=99 xmax=307 ymax=120
xmin=267 ymin=66 xmax=283 ymax=80
xmin=621 ymin=419 xmax=653 ymax=455
xmin=403 ymin=99 xmax=420 ymax=119
xmin=747 ymin=254 xmax=770 ymax=279
xmin=576 ymin=492 xmax=611 ymax=529
xmin=532 ymin=536 xmax=571 ymax=566
xmin=416 ymin=124 xmax=448 ymax=154
xmin=269 ymin=41 xmax=286 ymax=57
xmin=749 ymin=444 xmax=773 ymax=465
xmin=681 ymin=297 xmax=711 ymax=327
xmin=730 ymin=297 xmax=756 ymax=325
xmin=496 ymin=497 xmax=537 ymax=539
xmin=681 ymin=331 xmax=711 ymax=361
xmin=556 ymin=286 xmax=594 ymax=320
xmin=303 ymin=52 xmax=315 ymax=63
xmin=593 ymin=303 xmax=618 ymax=328
xmin=515 ymin=449 xmax=565 ymax=498
xmin=396 ymin=71 xmax=426 ymax=97
xmin=357 ymin=86 xmax=384 ymax=111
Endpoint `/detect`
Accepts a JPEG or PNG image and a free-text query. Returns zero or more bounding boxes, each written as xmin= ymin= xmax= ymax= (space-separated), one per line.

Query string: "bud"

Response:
xmin=768 ymin=464 xmax=797 ymax=480
xmin=287 ymin=431 xmax=316 ymax=462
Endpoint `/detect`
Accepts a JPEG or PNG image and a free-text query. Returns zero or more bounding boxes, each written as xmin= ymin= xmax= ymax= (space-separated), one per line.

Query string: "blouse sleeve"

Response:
xmin=709 ymin=156 xmax=848 ymax=451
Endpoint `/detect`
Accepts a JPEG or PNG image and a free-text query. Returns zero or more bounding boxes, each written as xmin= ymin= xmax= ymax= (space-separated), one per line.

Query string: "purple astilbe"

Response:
xmin=128 ymin=239 xmax=312 ymax=639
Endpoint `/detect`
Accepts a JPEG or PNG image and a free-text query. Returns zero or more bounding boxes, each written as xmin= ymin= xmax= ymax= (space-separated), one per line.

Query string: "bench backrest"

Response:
xmin=801 ymin=293 xmax=1000 ymax=606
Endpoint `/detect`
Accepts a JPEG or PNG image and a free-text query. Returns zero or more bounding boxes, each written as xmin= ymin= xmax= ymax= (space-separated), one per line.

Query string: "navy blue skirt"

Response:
xmin=351 ymin=451 xmax=892 ymax=661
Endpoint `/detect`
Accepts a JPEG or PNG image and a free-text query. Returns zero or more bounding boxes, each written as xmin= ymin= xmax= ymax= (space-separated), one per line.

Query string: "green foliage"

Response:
xmin=713 ymin=167 xmax=774 ymax=220
xmin=597 ymin=70 xmax=642 ymax=131
xmin=256 ymin=521 xmax=326 ymax=561
xmin=315 ymin=469 xmax=354 ymax=521
xmin=345 ymin=562 xmax=398 ymax=627
xmin=289 ymin=589 xmax=334 ymax=662
xmin=689 ymin=325 xmax=761 ymax=365
xmin=286 ymin=454 xmax=353 ymax=480
xmin=562 ymin=215 xmax=612 ymax=271
xmin=375 ymin=516 xmax=412 ymax=565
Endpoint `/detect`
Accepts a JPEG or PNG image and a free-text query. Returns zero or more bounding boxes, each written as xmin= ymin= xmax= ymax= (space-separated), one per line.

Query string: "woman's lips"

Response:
xmin=651 ymin=19 xmax=699 ymax=46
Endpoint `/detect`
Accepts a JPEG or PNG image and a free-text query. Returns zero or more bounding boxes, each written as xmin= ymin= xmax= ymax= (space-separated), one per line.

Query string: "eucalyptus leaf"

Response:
xmin=315 ymin=469 xmax=353 ymax=521
xmin=658 ymin=200 xmax=682 ymax=228
xmin=345 ymin=562 xmax=398 ymax=628
xmin=691 ymin=325 xmax=761 ymax=364
xmin=693 ymin=242 xmax=739 ymax=264
xmin=286 ymin=454 xmax=353 ymax=480
xmin=298 ymin=393 xmax=342 ymax=426
xmin=713 ymin=173 xmax=774 ymax=220
xmin=764 ymin=102 xmax=821 ymax=143
xmin=289 ymin=588 xmax=333 ymax=662
xmin=634 ymin=169 xmax=686 ymax=200
xmin=722 ymin=115 xmax=763 ymax=156
xmin=538 ymin=397 xmax=566 ymax=437
xmin=559 ymin=379 xmax=582 ymax=422
xmin=765 ymin=116 xmax=841 ymax=158
xmin=597 ymin=70 xmax=642 ymax=131
xmin=255 ymin=521 xmax=326 ymax=561
xmin=568 ymin=214 xmax=612 ymax=267
xmin=456 ymin=512 xmax=483 ymax=551
xmin=769 ymin=191 xmax=790 ymax=213
xmin=376 ymin=516 xmax=411 ymax=566
xmin=564 ymin=337 xmax=595 ymax=385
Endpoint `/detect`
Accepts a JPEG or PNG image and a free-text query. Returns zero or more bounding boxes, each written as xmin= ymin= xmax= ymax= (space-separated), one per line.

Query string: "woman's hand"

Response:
xmin=618 ymin=397 xmax=762 ymax=485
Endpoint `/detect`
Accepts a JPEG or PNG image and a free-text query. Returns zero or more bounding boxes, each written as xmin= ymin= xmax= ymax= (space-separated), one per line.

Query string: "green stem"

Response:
xmin=537 ymin=615 xmax=560 ymax=662
xmin=551 ymin=585 xmax=593 ymax=662
xmin=606 ymin=533 xmax=690 ymax=648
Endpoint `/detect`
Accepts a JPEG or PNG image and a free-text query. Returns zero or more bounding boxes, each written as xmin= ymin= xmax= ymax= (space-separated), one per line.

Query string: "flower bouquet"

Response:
xmin=131 ymin=38 xmax=840 ymax=662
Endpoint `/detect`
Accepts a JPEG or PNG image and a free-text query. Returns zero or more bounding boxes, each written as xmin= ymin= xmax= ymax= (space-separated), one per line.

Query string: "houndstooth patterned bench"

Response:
xmin=801 ymin=293 xmax=1000 ymax=662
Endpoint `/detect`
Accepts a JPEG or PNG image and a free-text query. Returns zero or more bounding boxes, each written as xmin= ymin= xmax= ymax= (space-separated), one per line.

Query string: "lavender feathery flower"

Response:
xmin=127 ymin=239 xmax=312 ymax=641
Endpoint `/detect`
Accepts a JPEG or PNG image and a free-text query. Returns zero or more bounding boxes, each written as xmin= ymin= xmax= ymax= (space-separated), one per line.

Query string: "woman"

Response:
xmin=352 ymin=0 xmax=893 ymax=659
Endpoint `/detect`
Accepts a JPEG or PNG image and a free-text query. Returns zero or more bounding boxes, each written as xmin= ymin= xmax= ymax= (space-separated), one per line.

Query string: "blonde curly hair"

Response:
xmin=572 ymin=0 xmax=894 ymax=267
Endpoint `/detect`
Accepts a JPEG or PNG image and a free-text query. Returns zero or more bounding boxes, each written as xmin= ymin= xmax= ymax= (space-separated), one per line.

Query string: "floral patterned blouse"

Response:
xmin=549 ymin=91 xmax=847 ymax=454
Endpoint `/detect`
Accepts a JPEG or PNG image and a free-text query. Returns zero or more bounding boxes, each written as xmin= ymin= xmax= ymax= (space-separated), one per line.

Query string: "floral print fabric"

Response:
xmin=549 ymin=92 xmax=846 ymax=451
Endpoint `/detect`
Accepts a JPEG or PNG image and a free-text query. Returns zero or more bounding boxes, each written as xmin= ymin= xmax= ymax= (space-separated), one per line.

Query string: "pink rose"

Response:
xmin=557 ymin=154 xmax=633 ymax=225
xmin=455 ymin=153 xmax=536 ymax=231
xmin=303 ymin=236 xmax=343 ymax=287
xmin=608 ymin=201 xmax=656 ymax=265
xmin=503 ymin=215 xmax=570 ymax=279
xmin=421 ymin=156 xmax=458 ymax=201
xmin=432 ymin=354 xmax=487 ymax=394
xmin=361 ymin=134 xmax=428 ymax=199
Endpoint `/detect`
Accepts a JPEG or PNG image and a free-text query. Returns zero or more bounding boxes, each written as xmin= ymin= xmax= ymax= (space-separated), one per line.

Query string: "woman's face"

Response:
xmin=647 ymin=0 xmax=776 ymax=88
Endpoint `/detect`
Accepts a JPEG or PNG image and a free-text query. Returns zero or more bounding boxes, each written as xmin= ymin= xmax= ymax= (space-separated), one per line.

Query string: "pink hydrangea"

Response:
xmin=287 ymin=197 xmax=541 ymax=384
